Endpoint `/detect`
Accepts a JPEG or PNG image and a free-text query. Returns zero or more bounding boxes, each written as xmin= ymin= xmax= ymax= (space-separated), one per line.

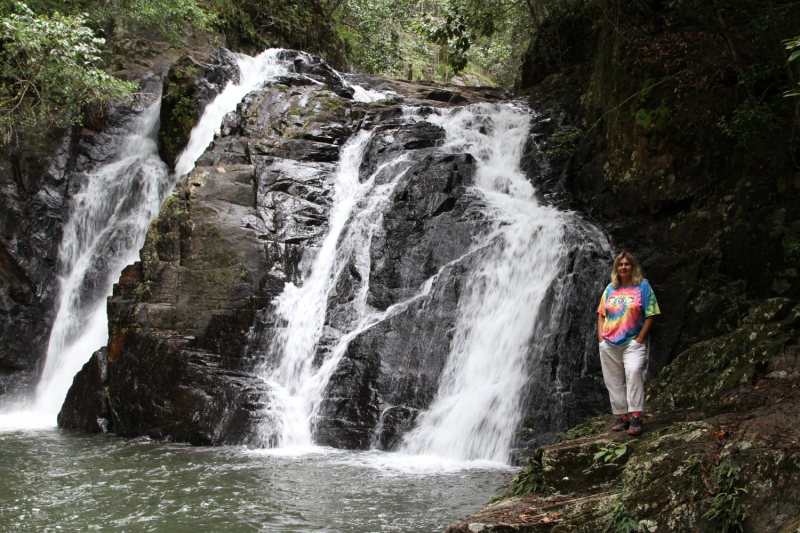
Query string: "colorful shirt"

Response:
xmin=597 ymin=280 xmax=660 ymax=346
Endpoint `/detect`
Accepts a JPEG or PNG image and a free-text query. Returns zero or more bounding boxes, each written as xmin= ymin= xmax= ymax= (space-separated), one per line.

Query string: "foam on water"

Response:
xmin=334 ymin=450 xmax=513 ymax=476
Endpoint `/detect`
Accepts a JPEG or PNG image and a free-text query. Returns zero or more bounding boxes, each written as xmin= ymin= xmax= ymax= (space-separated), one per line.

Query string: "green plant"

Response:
xmin=0 ymin=2 xmax=135 ymax=141
xmin=602 ymin=502 xmax=645 ymax=533
xmin=546 ymin=127 xmax=583 ymax=160
xmin=507 ymin=456 xmax=543 ymax=496
xmin=702 ymin=463 xmax=748 ymax=533
xmin=593 ymin=442 xmax=628 ymax=464
xmin=556 ymin=424 xmax=595 ymax=442
xmin=134 ymin=280 xmax=153 ymax=298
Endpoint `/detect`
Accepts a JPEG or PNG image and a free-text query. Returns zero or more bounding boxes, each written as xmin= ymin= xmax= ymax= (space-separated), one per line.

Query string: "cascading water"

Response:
xmin=252 ymin=101 xmax=571 ymax=465
xmin=0 ymin=100 xmax=171 ymax=426
xmin=254 ymin=130 xmax=418 ymax=448
xmin=399 ymin=105 xmax=565 ymax=462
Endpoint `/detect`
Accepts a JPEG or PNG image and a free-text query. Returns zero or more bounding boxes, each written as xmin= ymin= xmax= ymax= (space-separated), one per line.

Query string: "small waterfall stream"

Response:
xmin=399 ymin=105 xmax=565 ymax=462
xmin=33 ymin=101 xmax=171 ymax=417
xmin=0 ymin=49 xmax=300 ymax=426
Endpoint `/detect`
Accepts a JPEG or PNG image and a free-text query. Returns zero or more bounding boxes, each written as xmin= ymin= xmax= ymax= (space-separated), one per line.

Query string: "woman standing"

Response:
xmin=597 ymin=251 xmax=660 ymax=436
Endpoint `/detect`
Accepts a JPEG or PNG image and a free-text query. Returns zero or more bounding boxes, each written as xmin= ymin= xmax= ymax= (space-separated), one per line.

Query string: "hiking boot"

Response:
xmin=628 ymin=415 xmax=643 ymax=436
xmin=612 ymin=416 xmax=630 ymax=431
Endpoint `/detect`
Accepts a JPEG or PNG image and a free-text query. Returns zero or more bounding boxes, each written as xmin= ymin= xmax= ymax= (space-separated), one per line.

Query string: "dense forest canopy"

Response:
xmin=1 ymin=0 xmax=799 ymax=141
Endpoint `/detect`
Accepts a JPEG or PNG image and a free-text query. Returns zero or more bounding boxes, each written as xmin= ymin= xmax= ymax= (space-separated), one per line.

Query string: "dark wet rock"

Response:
xmin=276 ymin=50 xmax=355 ymax=99
xmin=57 ymin=347 xmax=110 ymax=433
xmin=159 ymin=47 xmax=242 ymax=169
xmin=0 ymin=127 xmax=78 ymax=397
xmin=106 ymin=330 xmax=272 ymax=445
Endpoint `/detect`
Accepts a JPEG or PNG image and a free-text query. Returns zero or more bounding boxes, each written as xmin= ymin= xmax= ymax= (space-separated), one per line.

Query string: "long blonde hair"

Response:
xmin=610 ymin=251 xmax=643 ymax=288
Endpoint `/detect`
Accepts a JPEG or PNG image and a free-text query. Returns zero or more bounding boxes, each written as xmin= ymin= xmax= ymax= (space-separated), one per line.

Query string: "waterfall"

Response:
xmin=253 ymin=102 xmax=569 ymax=464
xmin=399 ymin=104 xmax=565 ymax=462
xmin=32 ymin=99 xmax=171 ymax=419
xmin=0 ymin=49 xmax=305 ymax=427
xmin=254 ymin=130 xmax=417 ymax=447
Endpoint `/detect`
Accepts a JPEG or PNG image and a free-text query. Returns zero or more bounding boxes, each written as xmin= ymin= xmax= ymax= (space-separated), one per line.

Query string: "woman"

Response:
xmin=597 ymin=251 xmax=660 ymax=436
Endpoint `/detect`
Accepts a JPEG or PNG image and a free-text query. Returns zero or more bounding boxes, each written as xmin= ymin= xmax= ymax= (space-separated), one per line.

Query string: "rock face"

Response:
xmin=0 ymin=127 xmax=77 ymax=396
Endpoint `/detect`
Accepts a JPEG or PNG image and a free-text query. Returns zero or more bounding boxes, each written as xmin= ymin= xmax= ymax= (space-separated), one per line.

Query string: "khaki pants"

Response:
xmin=599 ymin=339 xmax=647 ymax=414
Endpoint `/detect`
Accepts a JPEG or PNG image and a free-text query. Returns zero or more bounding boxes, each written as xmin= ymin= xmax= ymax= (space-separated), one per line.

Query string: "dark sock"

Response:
xmin=631 ymin=411 xmax=642 ymax=418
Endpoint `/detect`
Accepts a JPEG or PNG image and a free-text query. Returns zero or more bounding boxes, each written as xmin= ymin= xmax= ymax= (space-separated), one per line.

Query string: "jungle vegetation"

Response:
xmin=1 ymin=0 xmax=798 ymax=141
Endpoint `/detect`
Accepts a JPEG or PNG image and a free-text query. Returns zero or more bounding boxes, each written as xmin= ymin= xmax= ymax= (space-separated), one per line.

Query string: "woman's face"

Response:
xmin=617 ymin=257 xmax=633 ymax=282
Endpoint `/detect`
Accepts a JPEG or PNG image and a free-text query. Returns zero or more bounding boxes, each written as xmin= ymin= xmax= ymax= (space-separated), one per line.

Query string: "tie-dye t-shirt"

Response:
xmin=597 ymin=280 xmax=660 ymax=346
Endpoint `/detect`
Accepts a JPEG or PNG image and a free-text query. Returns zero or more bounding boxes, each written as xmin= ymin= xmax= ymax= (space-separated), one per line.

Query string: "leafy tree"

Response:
xmin=0 ymin=3 xmax=136 ymax=142
xmin=0 ymin=0 xmax=213 ymax=141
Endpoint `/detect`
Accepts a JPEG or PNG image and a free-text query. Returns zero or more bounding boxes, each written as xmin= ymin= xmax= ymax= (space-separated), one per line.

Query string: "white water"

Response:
xmin=0 ymin=100 xmax=171 ymax=428
xmin=400 ymin=105 xmax=565 ymax=462
xmin=0 ymin=49 xmax=299 ymax=430
xmin=256 ymin=102 xmax=567 ymax=465
xmin=174 ymin=49 xmax=290 ymax=178
xmin=256 ymin=129 xmax=420 ymax=448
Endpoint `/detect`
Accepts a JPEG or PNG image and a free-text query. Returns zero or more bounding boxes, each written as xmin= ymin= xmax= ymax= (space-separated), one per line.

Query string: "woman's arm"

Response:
xmin=597 ymin=314 xmax=605 ymax=343
xmin=635 ymin=316 xmax=655 ymax=344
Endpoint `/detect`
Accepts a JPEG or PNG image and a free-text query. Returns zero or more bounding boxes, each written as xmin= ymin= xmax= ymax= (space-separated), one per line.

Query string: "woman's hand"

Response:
xmin=635 ymin=316 xmax=655 ymax=345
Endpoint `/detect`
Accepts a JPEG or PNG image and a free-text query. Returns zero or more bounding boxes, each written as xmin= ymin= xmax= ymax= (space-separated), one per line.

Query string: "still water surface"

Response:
xmin=0 ymin=429 xmax=511 ymax=532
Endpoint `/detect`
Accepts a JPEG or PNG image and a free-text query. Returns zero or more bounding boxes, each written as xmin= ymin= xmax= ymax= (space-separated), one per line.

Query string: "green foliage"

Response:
xmin=717 ymin=99 xmax=779 ymax=148
xmin=702 ymin=463 xmax=748 ymax=533
xmin=207 ymin=0 xmax=324 ymax=50
xmin=417 ymin=0 xmax=495 ymax=74
xmin=602 ymin=502 xmax=646 ymax=533
xmin=0 ymin=0 xmax=213 ymax=41
xmin=103 ymin=0 xmax=213 ymax=40
xmin=507 ymin=456 xmax=543 ymax=496
xmin=593 ymin=442 xmax=627 ymax=464
xmin=0 ymin=0 xmax=213 ymax=140
xmin=334 ymin=0 xmax=415 ymax=77
xmin=0 ymin=2 xmax=135 ymax=141
xmin=555 ymin=423 xmax=594 ymax=442
xmin=161 ymin=81 xmax=197 ymax=159
xmin=546 ymin=127 xmax=583 ymax=159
